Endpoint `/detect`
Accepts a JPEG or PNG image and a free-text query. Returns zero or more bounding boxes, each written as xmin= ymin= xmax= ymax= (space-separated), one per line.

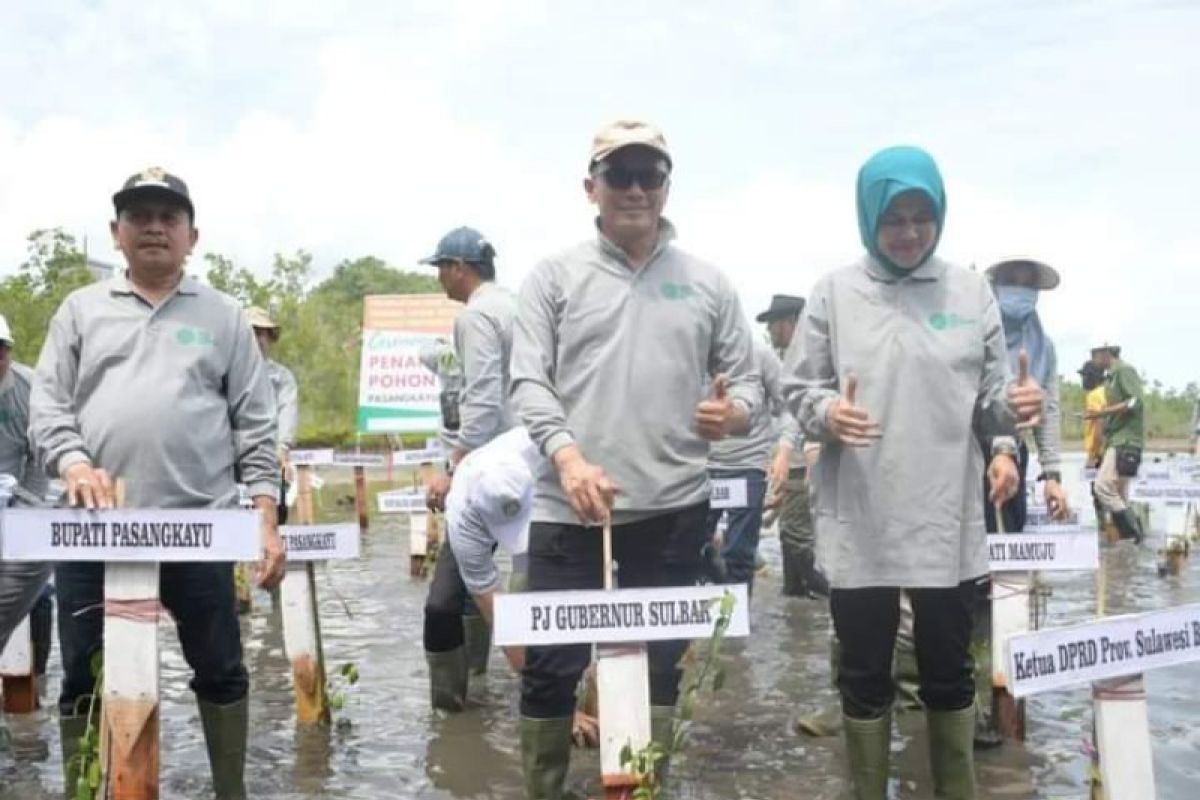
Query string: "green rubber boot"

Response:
xmin=520 ymin=716 xmax=574 ymax=800
xmin=198 ymin=697 xmax=248 ymax=800
xmin=928 ymin=706 xmax=977 ymax=799
xmin=426 ymin=647 xmax=468 ymax=712
xmin=462 ymin=614 xmax=492 ymax=677
xmin=59 ymin=713 xmax=89 ymax=799
xmin=843 ymin=712 xmax=891 ymax=800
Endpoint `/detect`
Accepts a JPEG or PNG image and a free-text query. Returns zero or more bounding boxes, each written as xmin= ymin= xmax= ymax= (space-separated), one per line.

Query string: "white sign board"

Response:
xmin=1006 ymin=603 xmax=1200 ymax=697
xmin=494 ymin=584 xmax=750 ymax=647
xmin=391 ymin=446 xmax=444 ymax=466
xmin=332 ymin=451 xmax=388 ymax=468
xmin=0 ymin=508 xmax=259 ymax=562
xmin=1130 ymin=483 xmax=1200 ymax=502
xmin=1024 ymin=507 xmax=1081 ymax=528
xmin=709 ymin=478 xmax=748 ymax=509
xmin=987 ymin=529 xmax=1099 ymax=572
xmin=289 ymin=449 xmax=335 ymax=466
xmin=377 ymin=489 xmax=427 ymax=514
xmin=279 ymin=523 xmax=360 ymax=561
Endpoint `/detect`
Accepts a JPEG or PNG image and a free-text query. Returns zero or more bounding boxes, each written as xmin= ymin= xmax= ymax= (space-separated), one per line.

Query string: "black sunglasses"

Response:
xmin=594 ymin=163 xmax=669 ymax=191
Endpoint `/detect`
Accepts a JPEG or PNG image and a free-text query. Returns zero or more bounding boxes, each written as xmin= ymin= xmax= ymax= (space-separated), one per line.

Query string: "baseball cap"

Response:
xmin=419 ymin=227 xmax=496 ymax=266
xmin=589 ymin=119 xmax=672 ymax=169
xmin=984 ymin=258 xmax=1060 ymax=291
xmin=112 ymin=167 xmax=194 ymax=219
xmin=0 ymin=314 xmax=13 ymax=345
xmin=473 ymin=453 xmax=535 ymax=555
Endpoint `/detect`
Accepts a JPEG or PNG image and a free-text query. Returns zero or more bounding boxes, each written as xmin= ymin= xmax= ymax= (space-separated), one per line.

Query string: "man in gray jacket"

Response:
xmin=31 ymin=168 xmax=284 ymax=800
xmin=0 ymin=314 xmax=50 ymax=652
xmin=510 ymin=120 xmax=760 ymax=798
xmin=420 ymin=226 xmax=517 ymax=709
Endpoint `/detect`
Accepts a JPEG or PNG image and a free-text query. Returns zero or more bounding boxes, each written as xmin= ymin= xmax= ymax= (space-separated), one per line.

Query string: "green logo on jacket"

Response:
xmin=928 ymin=312 xmax=975 ymax=331
xmin=660 ymin=281 xmax=695 ymax=300
xmin=175 ymin=327 xmax=215 ymax=346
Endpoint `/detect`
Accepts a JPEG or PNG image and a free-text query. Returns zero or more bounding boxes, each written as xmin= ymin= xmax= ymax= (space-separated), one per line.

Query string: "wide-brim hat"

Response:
xmin=984 ymin=258 xmax=1060 ymax=290
xmin=246 ymin=306 xmax=278 ymax=330
xmin=755 ymin=294 xmax=806 ymax=323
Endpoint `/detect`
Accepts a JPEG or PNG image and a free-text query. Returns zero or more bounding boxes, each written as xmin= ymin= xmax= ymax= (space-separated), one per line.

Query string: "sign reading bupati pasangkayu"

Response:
xmin=279 ymin=523 xmax=360 ymax=561
xmin=0 ymin=508 xmax=259 ymax=562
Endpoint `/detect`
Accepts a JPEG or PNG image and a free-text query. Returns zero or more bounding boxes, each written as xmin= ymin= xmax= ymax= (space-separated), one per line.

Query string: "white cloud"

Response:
xmin=0 ymin=0 xmax=1196 ymax=389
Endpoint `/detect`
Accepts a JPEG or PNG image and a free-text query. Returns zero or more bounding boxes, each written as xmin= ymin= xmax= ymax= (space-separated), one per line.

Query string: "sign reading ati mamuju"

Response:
xmin=1006 ymin=603 xmax=1200 ymax=697
xmin=987 ymin=528 xmax=1098 ymax=572
xmin=0 ymin=508 xmax=259 ymax=562
xmin=494 ymin=584 xmax=750 ymax=647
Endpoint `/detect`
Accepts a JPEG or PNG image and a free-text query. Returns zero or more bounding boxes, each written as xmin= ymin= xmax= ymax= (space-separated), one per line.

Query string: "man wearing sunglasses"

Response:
xmin=30 ymin=167 xmax=284 ymax=800
xmin=510 ymin=120 xmax=761 ymax=797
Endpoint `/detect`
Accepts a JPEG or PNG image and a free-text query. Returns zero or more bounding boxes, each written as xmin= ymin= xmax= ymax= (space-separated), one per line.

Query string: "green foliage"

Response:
xmin=327 ymin=661 xmax=360 ymax=729
xmin=69 ymin=650 xmax=105 ymax=800
xmin=0 ymin=229 xmax=94 ymax=364
xmin=1058 ymin=375 xmax=1197 ymax=444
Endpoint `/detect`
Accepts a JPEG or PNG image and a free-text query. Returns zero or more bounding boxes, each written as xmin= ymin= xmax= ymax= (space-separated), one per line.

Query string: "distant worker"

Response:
xmin=758 ymin=294 xmax=827 ymax=597
xmin=1078 ymin=360 xmax=1107 ymax=529
xmin=1087 ymin=342 xmax=1145 ymax=543
xmin=247 ymin=306 xmax=298 ymax=522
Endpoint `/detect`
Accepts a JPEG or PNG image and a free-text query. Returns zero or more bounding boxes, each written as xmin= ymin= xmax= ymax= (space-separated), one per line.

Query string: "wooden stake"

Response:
xmin=0 ymin=614 xmax=38 ymax=713
xmin=991 ymin=504 xmax=1027 ymax=740
xmin=597 ymin=519 xmax=650 ymax=799
xmin=353 ymin=465 xmax=369 ymax=533
xmin=102 ymin=479 xmax=161 ymax=799
xmin=280 ymin=465 xmax=330 ymax=724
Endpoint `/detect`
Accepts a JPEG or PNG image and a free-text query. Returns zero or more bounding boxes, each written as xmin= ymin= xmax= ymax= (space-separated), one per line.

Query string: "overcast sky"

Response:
xmin=2 ymin=0 xmax=1196 ymax=388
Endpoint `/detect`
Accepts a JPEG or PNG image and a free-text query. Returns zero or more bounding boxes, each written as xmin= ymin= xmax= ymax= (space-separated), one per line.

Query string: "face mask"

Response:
xmin=997 ymin=285 xmax=1039 ymax=321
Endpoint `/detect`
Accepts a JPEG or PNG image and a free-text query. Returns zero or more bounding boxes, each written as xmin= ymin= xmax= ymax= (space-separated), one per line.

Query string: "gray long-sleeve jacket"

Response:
xmin=0 ymin=362 xmax=48 ymax=502
xmin=266 ymin=359 xmax=299 ymax=447
xmin=1029 ymin=340 xmax=1061 ymax=472
xmin=31 ymin=274 xmax=279 ymax=509
xmin=709 ymin=338 xmax=791 ymax=471
xmin=454 ymin=282 xmax=517 ymax=451
xmin=511 ymin=221 xmax=762 ymax=523
xmin=781 ymin=256 xmax=1017 ymax=588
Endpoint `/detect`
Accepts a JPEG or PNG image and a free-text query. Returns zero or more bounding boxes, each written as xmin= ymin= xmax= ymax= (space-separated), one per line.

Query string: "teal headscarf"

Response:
xmin=856 ymin=146 xmax=946 ymax=276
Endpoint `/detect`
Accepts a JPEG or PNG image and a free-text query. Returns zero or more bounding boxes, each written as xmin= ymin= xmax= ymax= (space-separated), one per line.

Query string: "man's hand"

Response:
xmin=426 ymin=472 xmax=452 ymax=512
xmin=503 ymin=645 xmax=526 ymax=672
xmin=253 ymin=497 xmax=286 ymax=589
xmin=61 ymin=462 xmax=116 ymax=509
xmin=766 ymin=447 xmax=790 ymax=510
xmin=987 ymin=455 xmax=1020 ymax=505
xmin=572 ymin=710 xmax=600 ymax=749
xmin=1008 ymin=350 xmax=1045 ymax=431
xmin=553 ymin=446 xmax=618 ymax=524
xmin=694 ymin=375 xmax=743 ymax=441
xmin=1045 ymin=479 xmax=1070 ymax=521
xmin=825 ymin=374 xmax=880 ymax=446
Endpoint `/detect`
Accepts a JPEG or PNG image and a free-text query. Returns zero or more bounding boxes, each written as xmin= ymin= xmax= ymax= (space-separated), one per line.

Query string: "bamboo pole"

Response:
xmin=353 ymin=466 xmax=369 ymax=533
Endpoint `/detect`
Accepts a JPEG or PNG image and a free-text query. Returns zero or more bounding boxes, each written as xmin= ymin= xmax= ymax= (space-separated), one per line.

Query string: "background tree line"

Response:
xmin=3 ymin=228 xmax=1196 ymax=449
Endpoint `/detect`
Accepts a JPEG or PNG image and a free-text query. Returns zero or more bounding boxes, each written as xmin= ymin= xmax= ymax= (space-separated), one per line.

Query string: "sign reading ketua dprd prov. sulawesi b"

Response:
xmin=1006 ymin=603 xmax=1200 ymax=697
xmin=357 ymin=294 xmax=462 ymax=435
xmin=494 ymin=584 xmax=750 ymax=647
xmin=1 ymin=508 xmax=259 ymax=562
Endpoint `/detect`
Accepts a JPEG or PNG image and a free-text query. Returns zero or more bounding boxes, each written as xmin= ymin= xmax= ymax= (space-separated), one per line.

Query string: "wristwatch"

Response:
xmin=991 ymin=436 xmax=1018 ymax=459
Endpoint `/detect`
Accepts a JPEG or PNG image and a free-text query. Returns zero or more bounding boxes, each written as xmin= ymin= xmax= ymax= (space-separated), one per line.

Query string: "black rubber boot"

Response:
xmin=799 ymin=549 xmax=830 ymax=598
xmin=781 ymin=548 xmax=806 ymax=597
xmin=1112 ymin=509 xmax=1144 ymax=544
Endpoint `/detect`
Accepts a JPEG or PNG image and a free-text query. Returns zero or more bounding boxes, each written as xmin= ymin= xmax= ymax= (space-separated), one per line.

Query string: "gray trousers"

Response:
xmin=1094 ymin=446 xmax=1132 ymax=514
xmin=0 ymin=560 xmax=51 ymax=652
xmin=779 ymin=468 xmax=814 ymax=555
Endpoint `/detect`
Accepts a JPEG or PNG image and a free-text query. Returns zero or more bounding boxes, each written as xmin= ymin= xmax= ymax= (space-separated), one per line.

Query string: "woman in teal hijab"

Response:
xmin=782 ymin=146 xmax=1044 ymax=800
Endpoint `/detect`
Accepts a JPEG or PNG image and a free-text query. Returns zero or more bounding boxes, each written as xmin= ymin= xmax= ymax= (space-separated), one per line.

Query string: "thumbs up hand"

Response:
xmin=1007 ymin=349 xmax=1045 ymax=431
xmin=695 ymin=374 xmax=741 ymax=441
xmin=825 ymin=373 xmax=882 ymax=446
